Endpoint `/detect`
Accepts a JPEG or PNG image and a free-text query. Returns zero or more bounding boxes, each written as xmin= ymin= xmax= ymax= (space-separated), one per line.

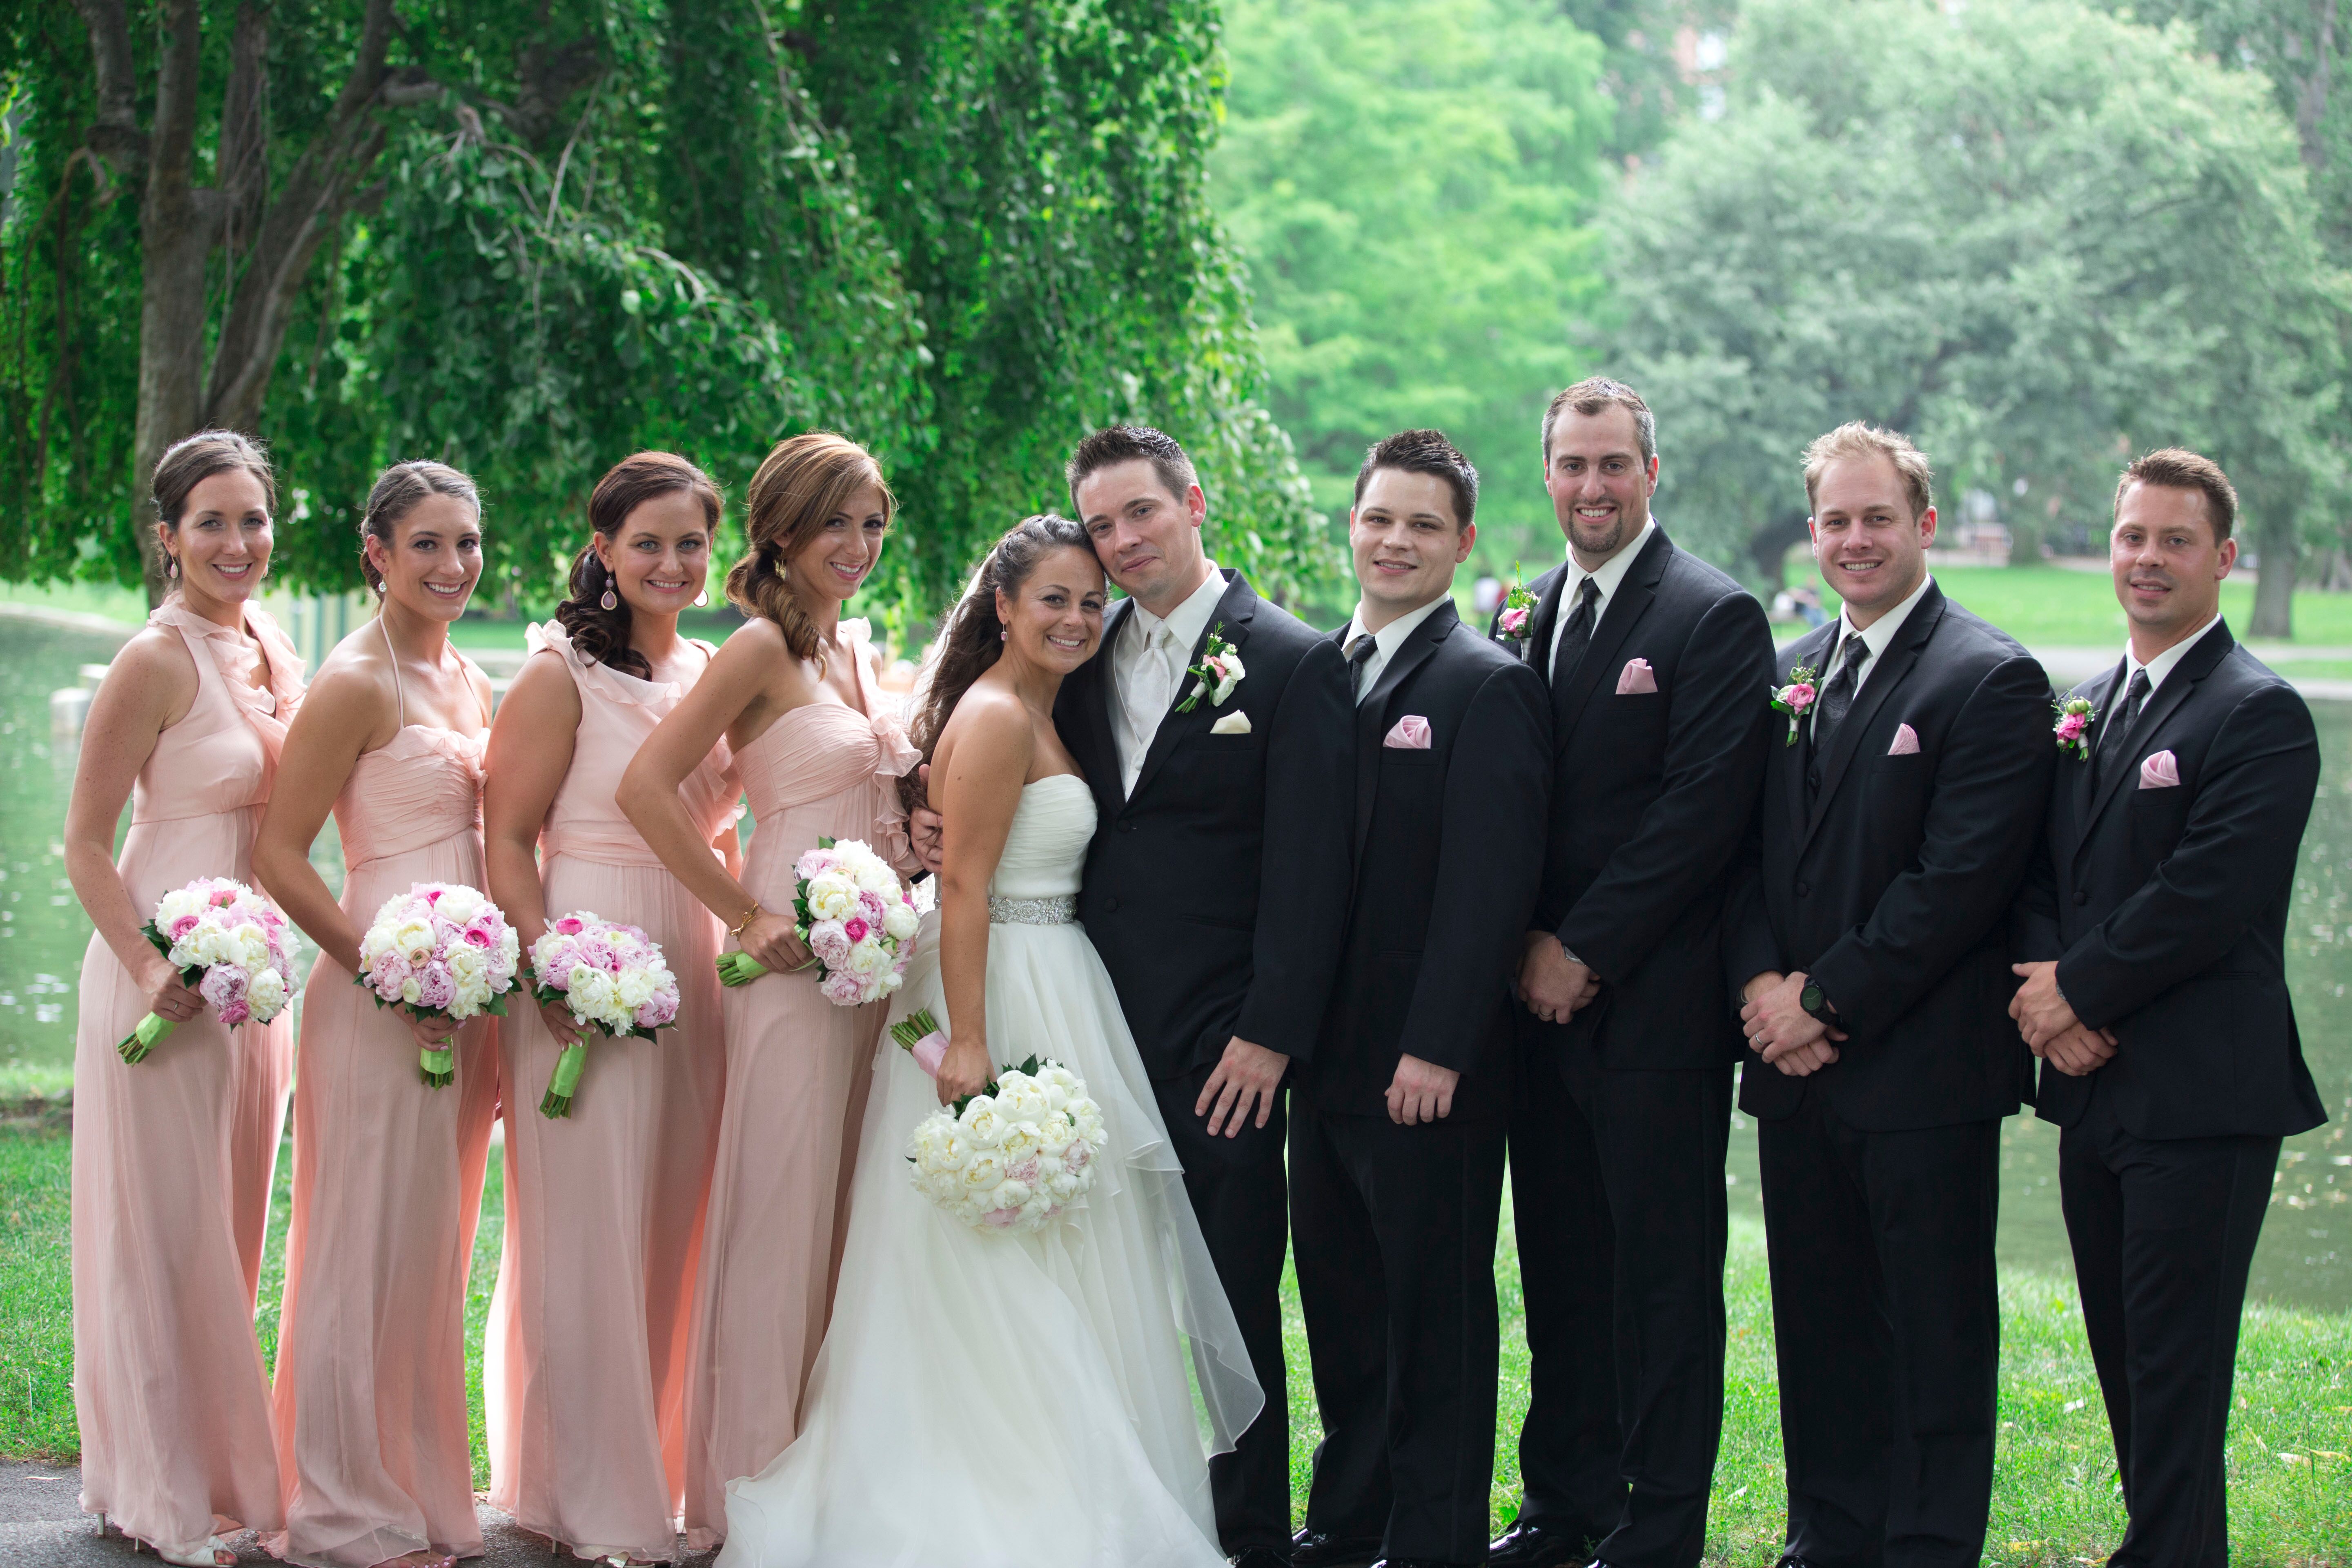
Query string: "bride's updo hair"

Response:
xmin=901 ymin=512 xmax=1094 ymax=813
xmin=725 ymin=431 xmax=894 ymax=673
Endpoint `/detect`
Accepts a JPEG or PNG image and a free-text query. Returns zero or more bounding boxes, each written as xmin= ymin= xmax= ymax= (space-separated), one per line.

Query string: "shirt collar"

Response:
xmin=1346 ymin=592 xmax=1450 ymax=661
xmin=2126 ymin=610 xmax=2224 ymax=695
xmin=1129 ymin=561 xmax=1226 ymax=652
xmin=1834 ymin=570 xmax=1934 ymax=670
xmin=1561 ymin=517 xmax=1656 ymax=606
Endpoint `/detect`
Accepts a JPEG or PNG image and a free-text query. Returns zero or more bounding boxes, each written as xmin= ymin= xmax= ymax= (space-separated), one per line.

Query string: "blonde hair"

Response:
xmin=724 ymin=432 xmax=896 ymax=667
xmin=1802 ymin=422 xmax=1933 ymax=520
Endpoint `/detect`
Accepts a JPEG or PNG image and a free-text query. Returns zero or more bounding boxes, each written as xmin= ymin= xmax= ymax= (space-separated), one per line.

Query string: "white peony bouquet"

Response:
xmin=900 ymin=1029 xmax=1109 ymax=1236
xmin=526 ymin=911 xmax=681 ymax=1118
xmin=354 ymin=882 xmax=521 ymax=1086
xmin=716 ymin=836 xmax=918 ymax=1005
xmin=119 ymin=878 xmax=297 ymax=1063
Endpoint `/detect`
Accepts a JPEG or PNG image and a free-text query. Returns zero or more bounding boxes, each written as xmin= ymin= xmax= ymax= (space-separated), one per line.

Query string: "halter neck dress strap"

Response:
xmin=379 ymin=616 xmax=406 ymax=730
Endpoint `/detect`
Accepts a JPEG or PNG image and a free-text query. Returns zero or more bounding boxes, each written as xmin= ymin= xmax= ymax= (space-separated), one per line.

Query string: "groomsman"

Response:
xmin=1490 ymin=377 xmax=1773 ymax=1568
xmin=1290 ymin=429 xmax=1548 ymax=1568
xmin=1725 ymin=423 xmax=2053 ymax=1568
xmin=2011 ymin=450 xmax=2325 ymax=1568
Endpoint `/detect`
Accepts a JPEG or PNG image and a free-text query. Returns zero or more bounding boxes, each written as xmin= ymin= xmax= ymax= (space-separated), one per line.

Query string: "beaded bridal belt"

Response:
xmin=988 ymin=894 xmax=1078 ymax=926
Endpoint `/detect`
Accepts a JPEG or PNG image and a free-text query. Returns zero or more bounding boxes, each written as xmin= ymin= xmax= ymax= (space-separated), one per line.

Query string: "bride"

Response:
xmin=717 ymin=514 xmax=1263 ymax=1567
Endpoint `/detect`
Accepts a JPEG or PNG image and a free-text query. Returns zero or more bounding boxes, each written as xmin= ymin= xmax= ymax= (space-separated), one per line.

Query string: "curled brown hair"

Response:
xmin=153 ymin=430 xmax=276 ymax=528
xmin=555 ymin=452 xmax=722 ymax=679
xmin=359 ymin=460 xmax=481 ymax=593
xmin=900 ymin=513 xmax=1094 ymax=813
xmin=724 ymin=432 xmax=895 ymax=669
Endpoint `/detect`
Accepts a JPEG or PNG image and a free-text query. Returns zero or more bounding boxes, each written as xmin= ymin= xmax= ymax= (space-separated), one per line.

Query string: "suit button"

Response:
xmin=1106 ymin=897 xmax=1120 ymax=913
xmin=2074 ymin=890 xmax=2089 ymax=906
xmin=1795 ymin=880 xmax=1810 ymax=897
xmin=1119 ymin=821 xmax=1135 ymax=833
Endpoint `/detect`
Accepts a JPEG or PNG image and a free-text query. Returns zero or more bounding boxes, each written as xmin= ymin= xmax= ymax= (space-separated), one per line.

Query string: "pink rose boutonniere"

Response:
xmin=1495 ymin=565 xmax=1538 ymax=644
xmin=1769 ymin=664 xmax=1820 ymax=747
xmin=2052 ymin=696 xmax=2098 ymax=760
xmin=1176 ymin=623 xmax=1246 ymax=713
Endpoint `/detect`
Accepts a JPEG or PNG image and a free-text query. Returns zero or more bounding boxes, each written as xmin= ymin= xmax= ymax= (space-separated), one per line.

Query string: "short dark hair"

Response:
xmin=1353 ymin=428 xmax=1479 ymax=529
xmin=1065 ymin=425 xmax=1200 ymax=518
xmin=2116 ymin=448 xmax=2239 ymax=541
xmin=1542 ymin=376 xmax=1656 ymax=468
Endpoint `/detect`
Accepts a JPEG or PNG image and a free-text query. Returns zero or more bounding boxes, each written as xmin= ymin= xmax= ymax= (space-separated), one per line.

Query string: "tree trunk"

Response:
xmin=1745 ymin=510 xmax=1811 ymax=588
xmin=2251 ymin=505 xmax=2297 ymax=639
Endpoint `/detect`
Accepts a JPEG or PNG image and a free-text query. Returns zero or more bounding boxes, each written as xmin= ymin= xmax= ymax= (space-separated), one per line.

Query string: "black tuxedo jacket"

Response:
xmin=1055 ymin=569 xmax=1355 ymax=1082
xmin=2017 ymin=624 xmax=2326 ymax=1140
xmin=1724 ymin=584 xmax=2054 ymax=1130
xmin=1295 ymin=599 xmax=1551 ymax=1124
xmin=1491 ymin=525 xmax=1774 ymax=1070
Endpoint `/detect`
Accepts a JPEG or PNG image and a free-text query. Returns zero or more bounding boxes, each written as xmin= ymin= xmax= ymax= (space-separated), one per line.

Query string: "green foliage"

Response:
xmin=1600 ymin=0 xmax=2349 ymax=580
xmin=1212 ymin=0 xmax=1612 ymax=567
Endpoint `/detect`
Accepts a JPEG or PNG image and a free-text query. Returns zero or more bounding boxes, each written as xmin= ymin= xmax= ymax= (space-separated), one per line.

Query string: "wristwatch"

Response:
xmin=1799 ymin=980 xmax=1838 ymax=1027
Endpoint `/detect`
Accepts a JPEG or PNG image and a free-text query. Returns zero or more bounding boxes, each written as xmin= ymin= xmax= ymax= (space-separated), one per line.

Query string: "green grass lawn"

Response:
xmin=9 ymin=1121 xmax=2346 ymax=1561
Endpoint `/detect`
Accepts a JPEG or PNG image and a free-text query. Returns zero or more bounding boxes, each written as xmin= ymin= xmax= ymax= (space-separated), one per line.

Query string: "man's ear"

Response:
xmin=1454 ymin=520 xmax=1478 ymax=564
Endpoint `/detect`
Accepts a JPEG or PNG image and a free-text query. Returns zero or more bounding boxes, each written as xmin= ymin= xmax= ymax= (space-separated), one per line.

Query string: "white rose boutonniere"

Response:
xmin=1176 ymin=623 xmax=1245 ymax=712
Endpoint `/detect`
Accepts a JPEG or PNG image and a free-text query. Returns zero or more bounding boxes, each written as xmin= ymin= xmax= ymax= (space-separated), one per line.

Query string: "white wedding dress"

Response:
xmin=717 ymin=774 xmax=1263 ymax=1568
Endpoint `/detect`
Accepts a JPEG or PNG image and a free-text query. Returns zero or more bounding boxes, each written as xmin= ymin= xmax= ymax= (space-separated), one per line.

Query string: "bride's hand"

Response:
xmin=936 ymin=1034 xmax=991 ymax=1104
xmin=737 ymin=909 xmax=809 ymax=974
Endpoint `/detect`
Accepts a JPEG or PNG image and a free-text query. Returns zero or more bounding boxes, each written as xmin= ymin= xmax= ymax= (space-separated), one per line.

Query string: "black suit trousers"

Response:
xmin=2059 ymin=1083 xmax=2279 ymax=1568
xmin=1757 ymin=1094 xmax=2000 ymax=1568
xmin=1290 ymin=1103 xmax=1507 ymax=1566
xmin=1154 ymin=1064 xmax=1292 ymax=1553
xmin=1509 ymin=1040 xmax=1733 ymax=1567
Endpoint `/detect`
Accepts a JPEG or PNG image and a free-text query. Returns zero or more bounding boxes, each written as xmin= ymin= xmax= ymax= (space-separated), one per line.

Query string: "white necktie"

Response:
xmin=1129 ymin=623 xmax=1173 ymax=735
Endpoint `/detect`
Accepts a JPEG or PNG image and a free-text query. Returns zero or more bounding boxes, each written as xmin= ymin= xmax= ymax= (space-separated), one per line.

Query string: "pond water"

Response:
xmin=6 ymin=617 xmax=2349 ymax=1308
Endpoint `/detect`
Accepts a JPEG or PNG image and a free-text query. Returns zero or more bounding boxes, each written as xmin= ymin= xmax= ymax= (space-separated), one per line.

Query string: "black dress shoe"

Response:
xmin=1486 ymin=1520 xmax=1590 ymax=1568
xmin=1292 ymin=1528 xmax=1383 ymax=1568
xmin=1230 ymin=1551 xmax=1293 ymax=1568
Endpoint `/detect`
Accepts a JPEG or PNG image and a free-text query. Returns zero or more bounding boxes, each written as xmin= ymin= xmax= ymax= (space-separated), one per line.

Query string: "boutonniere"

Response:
xmin=1769 ymin=664 xmax=1820 ymax=747
xmin=2052 ymin=696 xmax=2098 ymax=760
xmin=1494 ymin=564 xmax=1537 ymax=643
xmin=1176 ymin=623 xmax=1246 ymax=712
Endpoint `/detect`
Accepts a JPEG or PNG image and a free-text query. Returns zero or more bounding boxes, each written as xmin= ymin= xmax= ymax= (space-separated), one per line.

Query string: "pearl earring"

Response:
xmin=694 ymin=588 xmax=709 ymax=608
xmin=165 ymin=555 xmax=179 ymax=580
xmin=1000 ymin=626 xmax=1008 ymax=641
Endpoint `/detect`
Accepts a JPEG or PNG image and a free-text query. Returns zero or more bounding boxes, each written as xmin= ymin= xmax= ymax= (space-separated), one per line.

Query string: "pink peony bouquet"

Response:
xmin=716 ymin=836 xmax=918 ymax=1005
xmin=119 ymin=878 xmax=296 ymax=1063
xmin=527 ymin=912 xmax=681 ymax=1118
xmin=354 ymin=882 xmax=521 ymax=1086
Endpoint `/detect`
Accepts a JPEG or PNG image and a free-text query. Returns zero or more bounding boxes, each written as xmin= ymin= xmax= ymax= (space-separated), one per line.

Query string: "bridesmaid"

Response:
xmin=64 ymin=430 xmax=304 ymax=1567
xmin=481 ymin=452 xmax=740 ymax=1564
xmin=617 ymin=431 xmax=917 ymax=1549
xmin=254 ymin=461 xmax=500 ymax=1568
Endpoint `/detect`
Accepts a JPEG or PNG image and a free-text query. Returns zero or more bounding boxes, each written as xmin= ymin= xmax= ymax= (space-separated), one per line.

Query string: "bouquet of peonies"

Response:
xmin=716 ymin=836 xmax=917 ymax=1005
xmin=118 ymin=878 xmax=297 ymax=1063
xmin=354 ymin=882 xmax=521 ymax=1086
xmin=527 ymin=912 xmax=681 ymax=1118
xmin=901 ymin=1027 xmax=1109 ymax=1236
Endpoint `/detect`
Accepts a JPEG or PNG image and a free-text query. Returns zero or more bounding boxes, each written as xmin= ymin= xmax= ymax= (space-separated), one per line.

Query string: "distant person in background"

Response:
xmin=2012 ymin=450 xmax=2324 ymax=1568
xmin=1487 ymin=378 xmax=1773 ymax=1568
xmin=1726 ymin=423 xmax=2052 ymax=1568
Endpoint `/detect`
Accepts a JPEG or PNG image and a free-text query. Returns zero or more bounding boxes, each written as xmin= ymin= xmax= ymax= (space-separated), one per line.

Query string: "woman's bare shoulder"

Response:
xmin=934 ymin=679 xmax=1035 ymax=776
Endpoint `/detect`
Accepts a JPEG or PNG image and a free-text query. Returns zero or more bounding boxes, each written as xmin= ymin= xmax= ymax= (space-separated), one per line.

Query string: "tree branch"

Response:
xmin=69 ymin=0 xmax=144 ymax=172
xmin=217 ymin=3 xmax=271 ymax=256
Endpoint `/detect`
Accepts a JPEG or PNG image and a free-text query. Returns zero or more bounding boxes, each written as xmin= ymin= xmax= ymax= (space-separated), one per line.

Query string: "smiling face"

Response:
xmin=1809 ymin=452 xmax=1935 ymax=628
xmin=597 ymin=488 xmax=713 ymax=619
xmin=370 ymin=493 xmax=485 ymax=623
xmin=164 ymin=469 xmax=274 ymax=611
xmin=1349 ymin=466 xmax=1475 ymax=628
xmin=1072 ymin=458 xmax=1209 ymax=616
xmin=2110 ymin=481 xmax=2235 ymax=656
xmin=996 ymin=545 xmax=1106 ymax=676
xmin=1545 ymin=405 xmax=1657 ymax=568
xmin=786 ymin=479 xmax=891 ymax=606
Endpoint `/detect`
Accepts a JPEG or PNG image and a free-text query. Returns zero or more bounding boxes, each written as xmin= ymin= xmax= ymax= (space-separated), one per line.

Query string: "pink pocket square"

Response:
xmin=2139 ymin=749 xmax=2180 ymax=788
xmin=1383 ymin=715 xmax=1432 ymax=750
xmin=1616 ymin=658 xmax=1658 ymax=695
xmin=1887 ymin=723 xmax=1920 ymax=756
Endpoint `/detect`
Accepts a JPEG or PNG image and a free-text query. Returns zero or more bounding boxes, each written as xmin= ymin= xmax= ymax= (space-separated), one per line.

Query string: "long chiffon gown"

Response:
xmin=268 ymin=639 xmax=501 ymax=1568
xmin=72 ymin=600 xmax=305 ymax=1554
xmin=681 ymin=619 xmax=918 ymax=1550
xmin=486 ymin=621 xmax=739 ymax=1560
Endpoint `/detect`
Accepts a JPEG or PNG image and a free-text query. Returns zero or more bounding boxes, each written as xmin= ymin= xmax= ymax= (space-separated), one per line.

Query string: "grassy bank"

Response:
xmin=7 ymin=1122 xmax=2345 ymax=1559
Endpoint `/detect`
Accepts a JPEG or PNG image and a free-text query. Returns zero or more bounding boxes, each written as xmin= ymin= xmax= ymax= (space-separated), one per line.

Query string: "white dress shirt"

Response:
xmin=2126 ymin=610 xmax=2224 ymax=695
xmin=1546 ymin=518 xmax=1657 ymax=680
xmin=1342 ymin=593 xmax=1451 ymax=705
xmin=1808 ymin=572 xmax=1935 ymax=742
xmin=1111 ymin=562 xmax=1227 ymax=796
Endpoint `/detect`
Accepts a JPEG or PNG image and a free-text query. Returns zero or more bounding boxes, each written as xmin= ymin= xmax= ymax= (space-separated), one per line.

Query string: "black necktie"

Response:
xmin=1805 ymin=631 xmax=1869 ymax=798
xmin=1345 ymin=631 xmax=1378 ymax=701
xmin=2094 ymin=667 xmax=2151 ymax=787
xmin=1551 ymin=577 xmax=1600 ymax=683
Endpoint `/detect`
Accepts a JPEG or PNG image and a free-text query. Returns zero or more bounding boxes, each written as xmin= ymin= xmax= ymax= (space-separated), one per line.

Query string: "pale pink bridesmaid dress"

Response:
xmin=72 ymin=601 xmax=304 ymax=1552
xmin=681 ymin=619 xmax=916 ymax=1550
xmin=268 ymin=635 xmax=501 ymax=1568
xmin=485 ymin=621 xmax=738 ymax=1561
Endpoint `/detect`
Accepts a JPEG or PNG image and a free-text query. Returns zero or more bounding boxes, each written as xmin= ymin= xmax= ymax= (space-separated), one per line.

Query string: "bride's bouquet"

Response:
xmin=526 ymin=912 xmax=681 ymax=1118
xmin=118 ymin=878 xmax=297 ymax=1062
xmin=898 ymin=1012 xmax=1109 ymax=1236
xmin=354 ymin=882 xmax=521 ymax=1086
xmin=716 ymin=837 xmax=918 ymax=1005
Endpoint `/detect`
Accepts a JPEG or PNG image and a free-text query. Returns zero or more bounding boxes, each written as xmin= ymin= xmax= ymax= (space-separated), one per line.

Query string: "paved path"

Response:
xmin=0 ymin=1463 xmax=713 ymax=1566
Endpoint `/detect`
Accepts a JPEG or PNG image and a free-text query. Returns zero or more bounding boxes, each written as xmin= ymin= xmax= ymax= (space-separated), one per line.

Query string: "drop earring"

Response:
xmin=165 ymin=555 xmax=179 ymax=580
xmin=599 ymin=561 xmax=618 ymax=612
xmin=693 ymin=588 xmax=709 ymax=608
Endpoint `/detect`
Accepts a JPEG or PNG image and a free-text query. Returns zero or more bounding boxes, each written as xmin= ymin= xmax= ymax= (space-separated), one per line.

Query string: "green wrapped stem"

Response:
xmin=419 ymin=1046 xmax=455 ymax=1088
xmin=715 ymin=951 xmax=769 ymax=987
xmin=540 ymin=1041 xmax=587 ymax=1118
xmin=116 ymin=1011 xmax=176 ymax=1065
xmin=889 ymin=1010 xmax=941 ymax=1051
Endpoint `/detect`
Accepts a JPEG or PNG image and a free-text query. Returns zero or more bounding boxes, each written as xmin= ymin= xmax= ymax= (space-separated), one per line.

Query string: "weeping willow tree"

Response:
xmin=1 ymin=0 xmax=1327 ymax=611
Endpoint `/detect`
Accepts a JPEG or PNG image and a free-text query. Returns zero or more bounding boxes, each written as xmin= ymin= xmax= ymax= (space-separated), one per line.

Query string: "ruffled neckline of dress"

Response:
xmin=149 ymin=597 xmax=307 ymax=761
xmin=526 ymin=619 xmax=719 ymax=708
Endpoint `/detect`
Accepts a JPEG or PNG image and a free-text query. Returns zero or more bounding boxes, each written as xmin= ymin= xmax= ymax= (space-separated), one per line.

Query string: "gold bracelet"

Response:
xmin=728 ymin=904 xmax=764 ymax=937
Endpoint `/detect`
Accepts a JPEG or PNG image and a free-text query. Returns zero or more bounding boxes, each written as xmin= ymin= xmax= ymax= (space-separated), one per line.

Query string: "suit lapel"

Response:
xmin=1775 ymin=623 xmax=1837 ymax=846
xmin=1080 ymin=598 xmax=1133 ymax=823
xmin=1126 ymin=571 xmax=1256 ymax=807
xmin=2076 ymin=622 xmax=2235 ymax=853
xmin=2064 ymin=661 xmax=2125 ymax=846
xmin=1353 ymin=601 xmax=1457 ymax=864
xmin=1522 ymin=563 xmax=1568 ymax=686
xmin=1802 ymin=584 xmax=1946 ymax=849
xmin=1553 ymin=527 xmax=1673 ymax=734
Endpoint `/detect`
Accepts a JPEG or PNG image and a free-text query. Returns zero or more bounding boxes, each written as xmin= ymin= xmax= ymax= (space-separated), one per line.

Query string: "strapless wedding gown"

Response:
xmin=717 ymin=774 xmax=1262 ymax=1568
